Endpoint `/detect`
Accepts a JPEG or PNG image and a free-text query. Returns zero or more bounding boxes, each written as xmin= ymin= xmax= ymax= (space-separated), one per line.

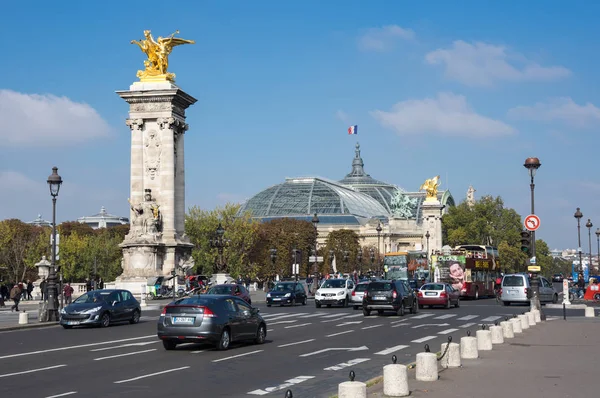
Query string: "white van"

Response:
xmin=500 ymin=273 xmax=558 ymax=306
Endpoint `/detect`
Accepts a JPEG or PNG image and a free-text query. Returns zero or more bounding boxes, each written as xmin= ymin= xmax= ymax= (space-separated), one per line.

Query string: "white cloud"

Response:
xmin=358 ymin=25 xmax=415 ymax=52
xmin=0 ymin=171 xmax=40 ymax=193
xmin=508 ymin=97 xmax=600 ymax=129
xmin=335 ymin=110 xmax=350 ymax=124
xmin=0 ymin=89 xmax=111 ymax=147
xmin=425 ymin=41 xmax=570 ymax=87
xmin=370 ymin=92 xmax=516 ymax=138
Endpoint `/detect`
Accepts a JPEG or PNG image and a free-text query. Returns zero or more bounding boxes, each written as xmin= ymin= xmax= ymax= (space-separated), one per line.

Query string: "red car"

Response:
xmin=417 ymin=283 xmax=460 ymax=309
xmin=206 ymin=284 xmax=252 ymax=305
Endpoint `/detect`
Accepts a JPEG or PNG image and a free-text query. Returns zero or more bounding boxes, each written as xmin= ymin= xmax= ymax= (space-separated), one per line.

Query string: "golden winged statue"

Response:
xmin=419 ymin=175 xmax=441 ymax=201
xmin=131 ymin=30 xmax=195 ymax=82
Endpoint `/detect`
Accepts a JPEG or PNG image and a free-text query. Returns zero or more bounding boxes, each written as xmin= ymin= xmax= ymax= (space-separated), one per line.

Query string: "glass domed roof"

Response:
xmin=239 ymin=177 xmax=388 ymax=224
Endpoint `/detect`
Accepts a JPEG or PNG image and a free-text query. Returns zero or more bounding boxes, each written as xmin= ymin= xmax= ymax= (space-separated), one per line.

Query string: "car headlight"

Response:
xmin=81 ymin=306 xmax=102 ymax=314
xmin=60 ymin=308 xmax=66 ymax=314
xmin=266 ymin=293 xmax=271 ymax=298
xmin=316 ymin=291 xmax=321 ymax=296
xmin=337 ymin=291 xmax=345 ymax=296
xmin=284 ymin=293 xmax=291 ymax=297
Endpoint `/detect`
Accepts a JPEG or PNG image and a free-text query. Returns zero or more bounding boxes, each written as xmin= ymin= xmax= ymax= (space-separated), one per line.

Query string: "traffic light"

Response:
xmin=520 ymin=230 xmax=531 ymax=253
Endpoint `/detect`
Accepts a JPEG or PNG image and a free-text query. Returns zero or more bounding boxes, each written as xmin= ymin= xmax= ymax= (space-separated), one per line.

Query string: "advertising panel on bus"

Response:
xmin=383 ymin=252 xmax=408 ymax=280
xmin=432 ymin=254 xmax=467 ymax=292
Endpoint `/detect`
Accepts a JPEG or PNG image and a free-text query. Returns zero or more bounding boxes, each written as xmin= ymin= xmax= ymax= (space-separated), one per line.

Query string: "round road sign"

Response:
xmin=524 ymin=214 xmax=540 ymax=231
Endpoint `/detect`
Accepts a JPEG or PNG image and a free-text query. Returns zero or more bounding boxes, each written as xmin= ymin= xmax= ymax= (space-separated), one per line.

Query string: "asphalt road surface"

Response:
xmin=0 ymin=298 xmax=582 ymax=398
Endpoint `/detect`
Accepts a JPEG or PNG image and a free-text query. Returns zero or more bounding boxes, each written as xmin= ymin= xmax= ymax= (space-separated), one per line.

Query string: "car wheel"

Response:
xmin=446 ymin=299 xmax=451 ymax=309
xmin=217 ymin=328 xmax=231 ymax=351
xmin=291 ymin=298 xmax=296 ymax=306
xmin=316 ymin=303 xmax=321 ymax=308
xmin=343 ymin=298 xmax=348 ymax=308
xmin=254 ymin=323 xmax=266 ymax=344
xmin=129 ymin=310 xmax=140 ymax=324
xmin=62 ymin=325 xmax=72 ymax=329
xmin=411 ymin=300 xmax=418 ymax=314
xmin=553 ymin=294 xmax=558 ymax=304
xmin=267 ymin=304 xmax=271 ymax=307
xmin=398 ymin=305 xmax=405 ymax=316
xmin=363 ymin=308 xmax=371 ymax=316
xmin=100 ymin=312 xmax=110 ymax=328
xmin=302 ymin=297 xmax=307 ymax=305
xmin=162 ymin=340 xmax=177 ymax=351
xmin=353 ymin=305 xmax=359 ymax=310
xmin=455 ymin=298 xmax=460 ymax=308
xmin=474 ymin=289 xmax=479 ymax=300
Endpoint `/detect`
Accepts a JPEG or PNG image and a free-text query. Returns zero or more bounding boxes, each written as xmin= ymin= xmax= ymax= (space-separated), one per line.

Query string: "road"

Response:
xmin=0 ymin=297 xmax=585 ymax=398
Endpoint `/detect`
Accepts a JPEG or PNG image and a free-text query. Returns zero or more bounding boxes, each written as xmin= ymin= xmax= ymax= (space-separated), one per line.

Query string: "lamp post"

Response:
xmin=209 ymin=222 xmax=228 ymax=272
xmin=311 ymin=213 xmax=319 ymax=278
xmin=595 ymin=228 xmax=600 ymax=270
xmin=369 ymin=248 xmax=375 ymax=276
xmin=425 ymin=231 xmax=431 ymax=282
xmin=376 ymin=222 xmax=382 ymax=275
xmin=523 ymin=157 xmax=541 ymax=313
xmin=586 ymin=219 xmax=593 ymax=272
xmin=357 ymin=251 xmax=363 ymax=275
xmin=46 ymin=167 xmax=62 ymax=322
xmin=343 ymin=250 xmax=349 ymax=273
xmin=292 ymin=248 xmax=300 ymax=281
xmin=574 ymin=208 xmax=583 ymax=281
xmin=328 ymin=250 xmax=335 ymax=276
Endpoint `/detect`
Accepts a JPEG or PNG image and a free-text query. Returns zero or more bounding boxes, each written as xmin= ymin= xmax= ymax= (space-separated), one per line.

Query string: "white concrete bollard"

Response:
xmin=518 ymin=314 xmax=530 ymax=330
xmin=460 ymin=335 xmax=478 ymax=359
xmin=532 ymin=309 xmax=541 ymax=323
xmin=338 ymin=373 xmax=367 ymax=398
xmin=585 ymin=307 xmax=596 ymax=317
xmin=476 ymin=329 xmax=493 ymax=351
xmin=526 ymin=311 xmax=536 ymax=326
xmin=18 ymin=311 xmax=28 ymax=325
xmin=415 ymin=352 xmax=438 ymax=381
xmin=500 ymin=321 xmax=514 ymax=339
xmin=140 ymin=284 xmax=147 ymax=307
xmin=383 ymin=364 xmax=409 ymax=397
xmin=440 ymin=342 xmax=461 ymax=368
xmin=510 ymin=317 xmax=522 ymax=334
xmin=489 ymin=325 xmax=504 ymax=344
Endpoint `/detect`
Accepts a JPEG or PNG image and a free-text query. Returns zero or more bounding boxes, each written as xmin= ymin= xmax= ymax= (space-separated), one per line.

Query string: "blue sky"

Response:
xmin=1 ymin=1 xmax=599 ymax=250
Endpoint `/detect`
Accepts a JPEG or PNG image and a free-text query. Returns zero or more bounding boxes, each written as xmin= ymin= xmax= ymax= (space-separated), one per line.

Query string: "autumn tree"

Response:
xmin=0 ymin=219 xmax=49 ymax=282
xmin=323 ymin=229 xmax=360 ymax=274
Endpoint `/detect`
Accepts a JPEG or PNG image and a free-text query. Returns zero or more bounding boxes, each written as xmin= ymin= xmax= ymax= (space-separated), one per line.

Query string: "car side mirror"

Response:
xmin=111 ymin=301 xmax=117 ymax=306
xmin=243 ymin=310 xmax=251 ymax=317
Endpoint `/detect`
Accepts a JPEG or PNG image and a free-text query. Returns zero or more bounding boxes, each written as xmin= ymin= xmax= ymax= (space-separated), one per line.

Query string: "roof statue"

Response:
xmin=131 ymin=30 xmax=195 ymax=82
xmin=420 ymin=175 xmax=440 ymax=202
xmin=466 ymin=185 xmax=476 ymax=208
xmin=390 ymin=189 xmax=417 ymax=219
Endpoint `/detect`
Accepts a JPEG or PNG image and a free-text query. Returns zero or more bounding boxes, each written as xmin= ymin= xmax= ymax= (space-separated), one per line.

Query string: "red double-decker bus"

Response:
xmin=432 ymin=245 xmax=501 ymax=299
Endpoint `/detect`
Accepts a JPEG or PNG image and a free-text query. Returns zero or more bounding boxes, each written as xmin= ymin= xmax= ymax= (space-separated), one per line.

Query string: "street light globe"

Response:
xmin=596 ymin=228 xmax=600 ymax=238
xmin=574 ymin=208 xmax=583 ymax=220
xmin=47 ymin=166 xmax=63 ymax=197
xmin=523 ymin=157 xmax=541 ymax=178
xmin=586 ymin=219 xmax=593 ymax=229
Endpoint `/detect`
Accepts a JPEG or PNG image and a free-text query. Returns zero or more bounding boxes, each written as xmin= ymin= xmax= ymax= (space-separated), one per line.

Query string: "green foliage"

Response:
xmin=323 ymin=229 xmax=361 ymax=274
xmin=0 ymin=219 xmax=48 ymax=282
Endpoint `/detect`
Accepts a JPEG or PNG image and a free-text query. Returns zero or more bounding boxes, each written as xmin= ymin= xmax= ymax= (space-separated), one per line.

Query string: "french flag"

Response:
xmin=348 ymin=125 xmax=358 ymax=135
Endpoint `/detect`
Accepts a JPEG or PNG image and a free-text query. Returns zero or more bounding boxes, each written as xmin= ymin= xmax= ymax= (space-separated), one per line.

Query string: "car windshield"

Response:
xmin=208 ymin=285 xmax=234 ymax=295
xmin=321 ymin=280 xmax=345 ymax=288
xmin=73 ymin=291 xmax=109 ymax=304
xmin=368 ymin=282 xmax=393 ymax=291
xmin=503 ymin=276 xmax=525 ymax=287
xmin=422 ymin=284 xmax=444 ymax=291
xmin=273 ymin=283 xmax=294 ymax=292
xmin=354 ymin=284 xmax=368 ymax=292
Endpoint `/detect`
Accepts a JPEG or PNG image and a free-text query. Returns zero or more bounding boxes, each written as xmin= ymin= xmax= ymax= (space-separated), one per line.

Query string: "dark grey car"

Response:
xmin=157 ymin=294 xmax=267 ymax=351
xmin=59 ymin=289 xmax=141 ymax=329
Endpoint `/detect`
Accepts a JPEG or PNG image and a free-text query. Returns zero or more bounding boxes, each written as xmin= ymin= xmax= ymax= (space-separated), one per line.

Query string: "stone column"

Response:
xmin=157 ymin=117 xmax=177 ymax=243
xmin=126 ymin=118 xmax=145 ymax=211
xmin=421 ymin=200 xmax=444 ymax=253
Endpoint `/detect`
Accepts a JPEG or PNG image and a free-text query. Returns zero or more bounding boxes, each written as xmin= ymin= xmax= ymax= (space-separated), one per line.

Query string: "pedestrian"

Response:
xmin=577 ymin=275 xmax=585 ymax=298
xmin=41 ymin=278 xmax=48 ymax=301
xmin=26 ymin=280 xmax=34 ymax=300
xmin=98 ymin=277 xmax=104 ymax=290
xmin=10 ymin=284 xmax=21 ymax=312
xmin=63 ymin=283 xmax=74 ymax=305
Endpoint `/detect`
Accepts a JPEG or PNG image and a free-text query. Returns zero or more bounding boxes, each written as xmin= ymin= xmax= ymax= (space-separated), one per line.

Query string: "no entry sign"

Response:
xmin=524 ymin=214 xmax=540 ymax=232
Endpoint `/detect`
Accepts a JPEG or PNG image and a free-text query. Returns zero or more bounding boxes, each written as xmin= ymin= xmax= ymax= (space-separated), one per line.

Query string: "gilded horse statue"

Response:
xmin=131 ymin=30 xmax=195 ymax=82
xmin=420 ymin=175 xmax=440 ymax=200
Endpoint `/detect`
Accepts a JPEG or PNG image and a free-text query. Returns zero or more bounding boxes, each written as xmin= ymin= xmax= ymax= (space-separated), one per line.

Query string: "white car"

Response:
xmin=315 ymin=279 xmax=355 ymax=308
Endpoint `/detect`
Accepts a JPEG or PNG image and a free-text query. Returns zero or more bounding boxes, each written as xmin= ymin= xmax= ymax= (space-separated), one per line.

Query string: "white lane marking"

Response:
xmin=298 ymin=313 xmax=328 ymax=318
xmin=411 ymin=313 xmax=435 ymax=319
xmin=457 ymin=315 xmax=478 ymax=320
xmin=260 ymin=313 xmax=287 ymax=318
xmin=268 ymin=320 xmax=297 ymax=326
xmin=90 ymin=341 xmax=158 ymax=352
xmin=392 ymin=322 xmax=412 ymax=328
xmin=336 ymin=321 xmax=362 ymax=327
xmin=412 ymin=323 xmax=449 ymax=329
xmin=375 ymin=345 xmax=409 ymax=355
xmin=277 ymin=339 xmax=315 ymax=348
xmin=265 ymin=314 xmax=307 ymax=321
xmin=267 ymin=329 xmax=274 ymax=332
xmin=390 ymin=319 xmax=408 ymax=324
xmin=438 ymin=328 xmax=459 ymax=335
xmin=460 ymin=322 xmax=476 ymax=328
xmin=0 ymin=364 xmax=67 ymax=379
xmin=324 ymin=358 xmax=370 ymax=371
xmin=300 ymin=346 xmax=368 ymax=357
xmin=434 ymin=314 xmax=457 ymax=319
xmin=342 ymin=313 xmax=363 ymax=319
xmin=45 ymin=392 xmax=77 ymax=398
xmin=361 ymin=324 xmax=383 ymax=330
xmin=247 ymin=376 xmax=315 ymax=395
xmin=411 ymin=336 xmax=437 ymax=343
xmin=285 ymin=323 xmax=312 ymax=329
xmin=326 ymin=330 xmax=354 ymax=338
xmin=190 ymin=350 xmax=207 ymax=354
xmin=94 ymin=349 xmax=156 ymax=361
xmin=321 ymin=314 xmax=342 ymax=318
xmin=212 ymin=350 xmax=264 ymax=363
xmin=0 ymin=335 xmax=156 ymax=360
xmin=481 ymin=316 xmax=502 ymax=322
xmin=114 ymin=366 xmax=190 ymax=384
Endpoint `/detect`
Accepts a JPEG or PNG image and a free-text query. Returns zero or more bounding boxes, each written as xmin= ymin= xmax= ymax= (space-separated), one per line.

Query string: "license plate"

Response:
xmin=374 ymin=296 xmax=386 ymax=300
xmin=272 ymin=298 xmax=281 ymax=301
xmin=173 ymin=317 xmax=194 ymax=324
xmin=425 ymin=292 xmax=437 ymax=296
xmin=67 ymin=321 xmax=79 ymax=325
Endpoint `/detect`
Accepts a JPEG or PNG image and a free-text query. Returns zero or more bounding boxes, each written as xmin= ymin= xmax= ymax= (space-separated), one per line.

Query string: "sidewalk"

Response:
xmin=367 ymin=317 xmax=600 ymax=398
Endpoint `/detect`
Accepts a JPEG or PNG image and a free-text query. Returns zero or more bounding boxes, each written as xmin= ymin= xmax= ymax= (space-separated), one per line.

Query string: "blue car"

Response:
xmin=60 ymin=289 xmax=141 ymax=329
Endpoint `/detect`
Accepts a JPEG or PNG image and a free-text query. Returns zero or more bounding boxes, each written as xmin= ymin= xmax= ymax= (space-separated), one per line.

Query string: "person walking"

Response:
xmin=26 ymin=280 xmax=34 ymax=300
xmin=63 ymin=283 xmax=74 ymax=305
xmin=10 ymin=284 xmax=21 ymax=312
xmin=40 ymin=278 xmax=47 ymax=300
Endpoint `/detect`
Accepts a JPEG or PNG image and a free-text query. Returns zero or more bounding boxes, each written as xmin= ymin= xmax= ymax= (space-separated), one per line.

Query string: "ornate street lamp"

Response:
xmin=343 ymin=250 xmax=349 ymax=272
xmin=270 ymin=248 xmax=277 ymax=266
xmin=523 ymin=157 xmax=541 ymax=313
xmin=209 ymin=222 xmax=228 ymax=272
xmin=311 ymin=213 xmax=319 ymax=276
xmin=596 ymin=228 xmax=600 ymax=270
xmin=425 ymin=231 xmax=431 ymax=282
xmin=357 ymin=250 xmax=363 ymax=274
xmin=292 ymin=248 xmax=300 ymax=281
xmin=369 ymin=247 xmax=375 ymax=275
xmin=586 ymin=219 xmax=593 ymax=272
xmin=46 ymin=167 xmax=62 ymax=322
xmin=376 ymin=222 xmax=383 ymax=275
xmin=574 ymin=208 xmax=584 ymax=280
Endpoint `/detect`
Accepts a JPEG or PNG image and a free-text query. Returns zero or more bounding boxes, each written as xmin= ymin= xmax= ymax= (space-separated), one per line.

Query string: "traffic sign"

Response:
xmin=524 ymin=214 xmax=540 ymax=231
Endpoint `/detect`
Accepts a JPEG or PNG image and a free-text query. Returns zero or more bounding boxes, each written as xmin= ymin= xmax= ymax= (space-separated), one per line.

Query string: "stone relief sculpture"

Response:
xmin=419 ymin=175 xmax=441 ymax=200
xmin=144 ymin=130 xmax=161 ymax=180
xmin=390 ymin=189 xmax=417 ymax=219
xmin=127 ymin=189 xmax=162 ymax=241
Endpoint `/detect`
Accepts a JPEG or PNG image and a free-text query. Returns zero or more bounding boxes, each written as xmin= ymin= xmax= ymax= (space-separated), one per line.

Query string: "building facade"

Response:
xmin=77 ymin=207 xmax=129 ymax=229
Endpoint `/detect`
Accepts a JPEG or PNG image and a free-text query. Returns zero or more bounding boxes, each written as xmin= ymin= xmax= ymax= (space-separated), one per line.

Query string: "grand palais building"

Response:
xmin=239 ymin=143 xmax=456 ymax=255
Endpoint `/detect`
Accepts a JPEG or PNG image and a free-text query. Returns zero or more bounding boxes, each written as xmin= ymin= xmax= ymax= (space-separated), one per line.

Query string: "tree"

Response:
xmin=0 ymin=219 xmax=47 ymax=282
xmin=323 ymin=230 xmax=360 ymax=274
xmin=58 ymin=221 xmax=95 ymax=238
